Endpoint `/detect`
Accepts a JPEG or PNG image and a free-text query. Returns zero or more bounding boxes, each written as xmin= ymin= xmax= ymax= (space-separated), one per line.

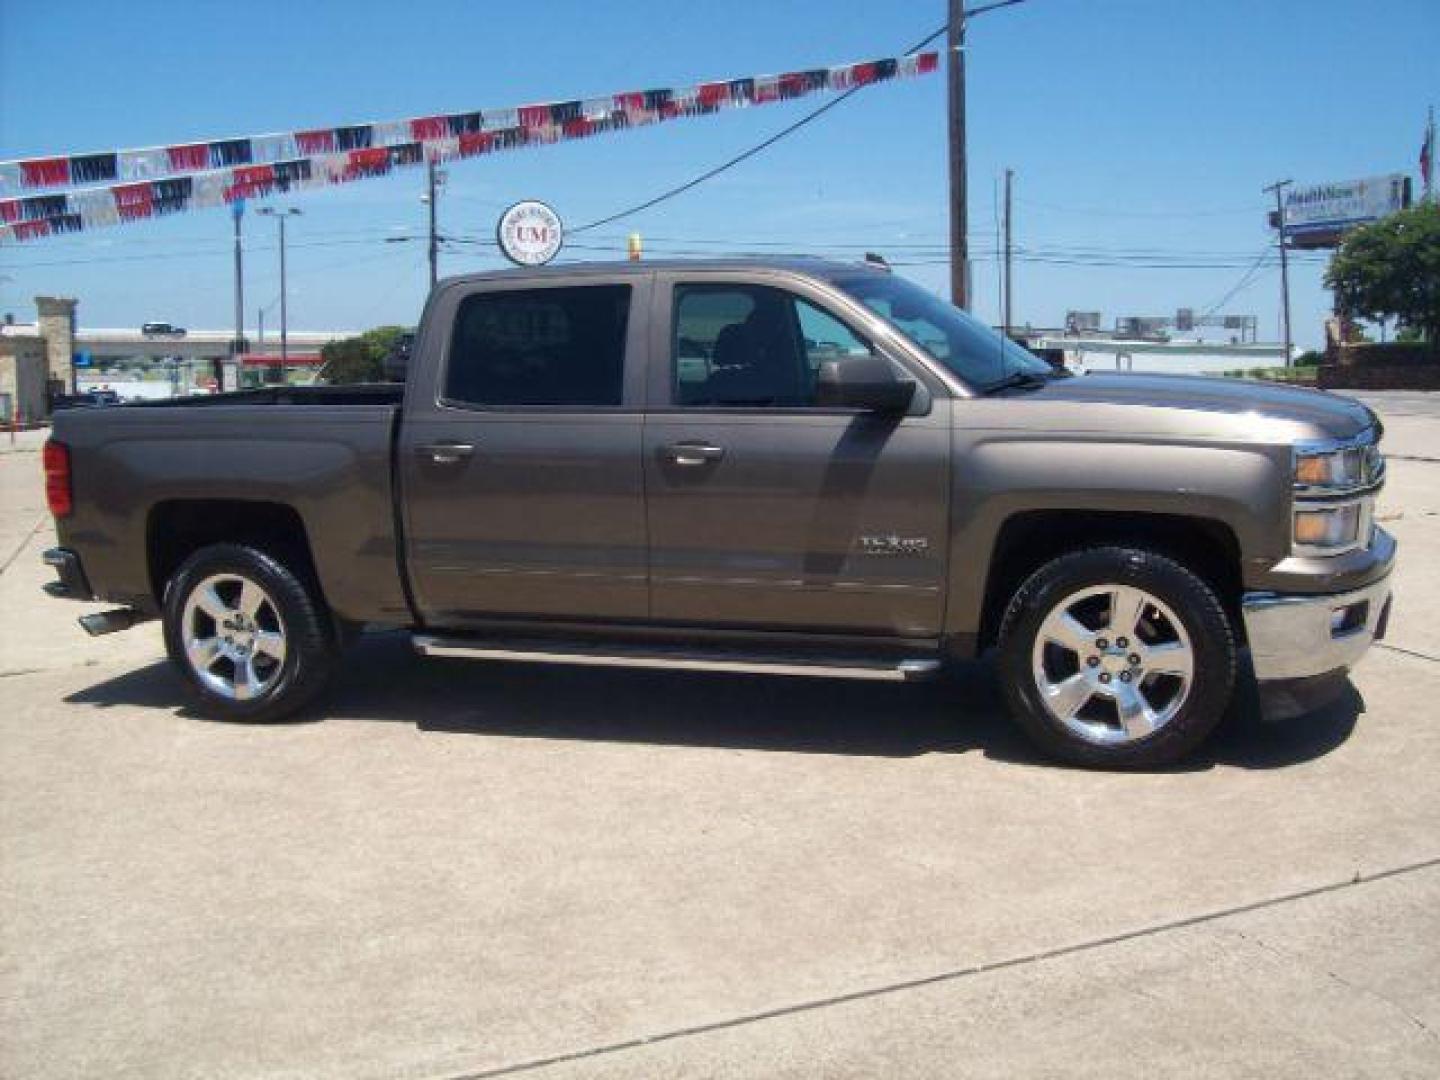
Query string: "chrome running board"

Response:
xmin=412 ymin=634 xmax=942 ymax=682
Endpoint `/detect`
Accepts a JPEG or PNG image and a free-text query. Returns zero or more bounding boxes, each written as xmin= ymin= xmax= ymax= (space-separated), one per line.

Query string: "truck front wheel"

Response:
xmin=996 ymin=546 xmax=1236 ymax=768
xmin=162 ymin=543 xmax=340 ymax=723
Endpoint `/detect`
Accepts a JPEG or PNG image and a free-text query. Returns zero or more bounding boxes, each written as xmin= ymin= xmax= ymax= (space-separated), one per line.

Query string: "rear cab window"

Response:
xmin=444 ymin=284 xmax=631 ymax=408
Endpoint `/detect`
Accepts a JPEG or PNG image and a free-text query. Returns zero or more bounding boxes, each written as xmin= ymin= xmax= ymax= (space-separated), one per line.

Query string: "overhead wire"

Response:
xmin=1014 ymin=196 xmax=1262 ymax=220
xmin=569 ymin=20 xmax=955 ymax=233
xmin=1198 ymin=245 xmax=1277 ymax=318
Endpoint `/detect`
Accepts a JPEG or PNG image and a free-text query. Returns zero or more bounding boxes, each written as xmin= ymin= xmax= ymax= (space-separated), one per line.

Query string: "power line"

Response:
xmin=1199 ymin=245 xmax=1277 ymax=317
xmin=1 ymin=236 xmax=421 ymax=270
xmin=4 ymin=232 xmax=1326 ymax=273
xmin=445 ymin=226 xmax=1326 ymax=263
xmin=570 ymin=17 xmax=964 ymax=233
xmin=1015 ymin=196 xmax=1262 ymax=220
xmin=5 ymin=217 xmax=1331 ymax=275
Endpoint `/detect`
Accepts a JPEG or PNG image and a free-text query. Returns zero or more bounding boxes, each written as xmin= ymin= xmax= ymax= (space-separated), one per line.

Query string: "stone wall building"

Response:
xmin=0 ymin=297 xmax=77 ymax=423
xmin=0 ymin=323 xmax=50 ymax=423
xmin=35 ymin=296 xmax=78 ymax=388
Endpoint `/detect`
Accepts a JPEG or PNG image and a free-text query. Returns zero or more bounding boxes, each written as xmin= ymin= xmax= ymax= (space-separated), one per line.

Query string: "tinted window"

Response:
xmin=673 ymin=284 xmax=872 ymax=408
xmin=795 ymin=296 xmax=873 ymax=372
xmin=833 ymin=273 xmax=1050 ymax=390
xmin=446 ymin=285 xmax=630 ymax=407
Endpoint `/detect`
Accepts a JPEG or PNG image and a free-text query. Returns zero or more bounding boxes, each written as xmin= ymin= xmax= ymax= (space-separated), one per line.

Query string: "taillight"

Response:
xmin=43 ymin=439 xmax=72 ymax=518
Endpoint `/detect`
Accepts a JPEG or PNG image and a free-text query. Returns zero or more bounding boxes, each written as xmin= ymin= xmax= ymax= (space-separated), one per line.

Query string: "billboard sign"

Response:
xmin=1277 ymin=174 xmax=1409 ymax=243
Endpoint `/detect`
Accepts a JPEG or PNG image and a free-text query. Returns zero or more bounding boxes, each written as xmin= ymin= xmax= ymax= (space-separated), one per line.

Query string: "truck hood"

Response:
xmin=1026 ymin=372 xmax=1376 ymax=440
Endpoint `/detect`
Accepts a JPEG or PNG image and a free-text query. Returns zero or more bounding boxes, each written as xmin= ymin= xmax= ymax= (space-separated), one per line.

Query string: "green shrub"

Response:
xmin=318 ymin=326 xmax=411 ymax=384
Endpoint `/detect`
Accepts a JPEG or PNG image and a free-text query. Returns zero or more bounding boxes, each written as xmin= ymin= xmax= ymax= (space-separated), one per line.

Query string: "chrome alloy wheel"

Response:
xmin=181 ymin=573 xmax=288 ymax=701
xmin=1030 ymin=584 xmax=1195 ymax=745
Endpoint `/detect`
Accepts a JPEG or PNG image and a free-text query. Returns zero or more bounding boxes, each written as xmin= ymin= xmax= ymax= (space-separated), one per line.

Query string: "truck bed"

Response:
xmin=50 ymin=391 xmax=410 ymax=625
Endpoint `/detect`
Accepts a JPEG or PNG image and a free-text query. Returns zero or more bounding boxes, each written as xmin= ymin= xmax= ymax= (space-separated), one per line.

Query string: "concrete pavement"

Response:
xmin=2 ymin=392 xmax=1438 ymax=1078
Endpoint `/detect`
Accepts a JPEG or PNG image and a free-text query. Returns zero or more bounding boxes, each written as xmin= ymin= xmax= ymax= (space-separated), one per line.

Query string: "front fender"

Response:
xmin=945 ymin=433 xmax=1291 ymax=637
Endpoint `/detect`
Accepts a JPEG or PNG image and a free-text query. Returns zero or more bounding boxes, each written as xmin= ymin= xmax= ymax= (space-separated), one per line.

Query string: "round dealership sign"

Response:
xmin=496 ymin=200 xmax=564 ymax=266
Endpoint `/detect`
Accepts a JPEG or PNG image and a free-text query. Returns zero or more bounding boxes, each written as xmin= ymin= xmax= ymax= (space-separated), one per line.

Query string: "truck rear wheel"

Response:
xmin=996 ymin=546 xmax=1236 ymax=768
xmin=162 ymin=543 xmax=340 ymax=723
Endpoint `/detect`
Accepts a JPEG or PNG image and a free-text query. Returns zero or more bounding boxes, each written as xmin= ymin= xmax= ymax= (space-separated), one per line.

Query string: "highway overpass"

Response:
xmin=74 ymin=328 xmax=350 ymax=365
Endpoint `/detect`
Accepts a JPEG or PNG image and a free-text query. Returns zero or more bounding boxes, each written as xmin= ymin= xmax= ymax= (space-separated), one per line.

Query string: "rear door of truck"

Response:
xmin=397 ymin=271 xmax=652 ymax=626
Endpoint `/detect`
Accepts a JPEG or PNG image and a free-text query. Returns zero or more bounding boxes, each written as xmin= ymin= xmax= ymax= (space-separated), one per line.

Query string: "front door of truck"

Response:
xmin=643 ymin=275 xmax=951 ymax=636
xmin=400 ymin=275 xmax=651 ymax=626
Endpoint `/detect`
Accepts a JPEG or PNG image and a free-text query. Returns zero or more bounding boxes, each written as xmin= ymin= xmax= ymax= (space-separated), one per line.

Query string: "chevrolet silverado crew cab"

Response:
xmin=41 ymin=259 xmax=1396 ymax=767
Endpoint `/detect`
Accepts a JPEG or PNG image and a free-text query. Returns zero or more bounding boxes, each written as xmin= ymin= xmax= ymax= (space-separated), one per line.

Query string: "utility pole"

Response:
xmin=947 ymin=0 xmax=969 ymax=309
xmin=427 ymin=157 xmax=439 ymax=290
xmin=422 ymin=157 xmax=447 ymax=290
xmin=279 ymin=216 xmax=289 ymax=380
xmin=1264 ymin=179 xmax=1293 ymax=367
xmin=231 ymin=199 xmax=245 ymax=356
xmin=1003 ymin=167 xmax=1014 ymax=339
xmin=258 ymin=207 xmax=302 ymax=383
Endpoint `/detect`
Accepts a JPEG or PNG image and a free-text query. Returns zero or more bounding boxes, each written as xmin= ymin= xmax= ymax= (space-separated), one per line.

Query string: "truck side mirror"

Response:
xmin=815 ymin=355 xmax=916 ymax=413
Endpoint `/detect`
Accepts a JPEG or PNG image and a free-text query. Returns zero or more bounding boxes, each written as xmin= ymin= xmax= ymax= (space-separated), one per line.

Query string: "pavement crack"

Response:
xmin=438 ymin=856 xmax=1440 ymax=1080
xmin=0 ymin=514 xmax=47 ymax=576
xmin=1376 ymin=642 xmax=1440 ymax=665
xmin=1221 ymin=926 xmax=1438 ymax=1045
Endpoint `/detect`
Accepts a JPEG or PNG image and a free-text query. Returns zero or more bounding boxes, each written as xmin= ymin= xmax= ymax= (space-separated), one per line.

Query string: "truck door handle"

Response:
xmin=416 ymin=442 xmax=475 ymax=465
xmin=663 ymin=441 xmax=725 ymax=467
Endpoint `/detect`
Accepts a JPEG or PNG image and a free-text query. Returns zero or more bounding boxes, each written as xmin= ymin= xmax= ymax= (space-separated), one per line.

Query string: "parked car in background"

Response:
xmin=140 ymin=322 xmax=187 ymax=336
xmin=42 ymin=259 xmax=1396 ymax=768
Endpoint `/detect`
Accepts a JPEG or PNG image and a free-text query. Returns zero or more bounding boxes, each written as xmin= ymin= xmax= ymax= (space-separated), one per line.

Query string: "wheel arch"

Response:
xmin=147 ymin=499 xmax=325 ymax=611
xmin=976 ymin=509 xmax=1245 ymax=653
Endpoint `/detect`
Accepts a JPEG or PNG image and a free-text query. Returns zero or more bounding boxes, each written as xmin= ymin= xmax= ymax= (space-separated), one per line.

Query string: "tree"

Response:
xmin=1325 ymin=202 xmax=1440 ymax=349
xmin=318 ymin=325 xmax=411 ymax=384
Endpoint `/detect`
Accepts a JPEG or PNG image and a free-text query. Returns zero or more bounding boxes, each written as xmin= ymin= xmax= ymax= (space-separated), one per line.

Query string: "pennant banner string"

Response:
xmin=0 ymin=52 xmax=937 ymax=244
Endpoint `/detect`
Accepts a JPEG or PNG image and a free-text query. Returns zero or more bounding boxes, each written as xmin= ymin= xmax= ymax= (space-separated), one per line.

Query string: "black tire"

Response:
xmin=996 ymin=546 xmax=1236 ymax=768
xmin=162 ymin=543 xmax=341 ymax=723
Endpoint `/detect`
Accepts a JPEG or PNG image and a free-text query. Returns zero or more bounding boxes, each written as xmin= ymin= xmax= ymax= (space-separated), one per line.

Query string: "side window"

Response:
xmin=672 ymin=284 xmax=872 ymax=408
xmin=445 ymin=285 xmax=630 ymax=408
xmin=794 ymin=296 xmax=873 ymax=373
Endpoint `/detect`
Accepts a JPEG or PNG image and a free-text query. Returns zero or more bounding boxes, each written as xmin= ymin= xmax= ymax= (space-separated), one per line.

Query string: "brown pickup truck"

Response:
xmin=41 ymin=259 xmax=1396 ymax=766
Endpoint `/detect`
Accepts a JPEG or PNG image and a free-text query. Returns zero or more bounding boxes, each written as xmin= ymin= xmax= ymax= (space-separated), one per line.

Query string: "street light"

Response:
xmin=257 ymin=206 xmax=302 ymax=383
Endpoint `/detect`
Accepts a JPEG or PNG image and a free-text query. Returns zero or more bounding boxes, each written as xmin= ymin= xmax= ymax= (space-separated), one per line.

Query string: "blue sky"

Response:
xmin=1 ymin=0 xmax=1435 ymax=349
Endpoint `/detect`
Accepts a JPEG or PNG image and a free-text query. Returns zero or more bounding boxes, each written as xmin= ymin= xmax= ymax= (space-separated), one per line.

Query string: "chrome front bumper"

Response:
xmin=1242 ymin=541 xmax=1394 ymax=683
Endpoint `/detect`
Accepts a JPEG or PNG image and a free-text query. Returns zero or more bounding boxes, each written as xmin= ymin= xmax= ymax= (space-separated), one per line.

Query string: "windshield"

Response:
xmin=833 ymin=272 xmax=1054 ymax=390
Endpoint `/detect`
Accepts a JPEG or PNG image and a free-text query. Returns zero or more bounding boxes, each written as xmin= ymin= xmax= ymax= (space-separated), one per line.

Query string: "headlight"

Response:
xmin=1294 ymin=448 xmax=1363 ymax=488
xmin=1294 ymin=504 xmax=1361 ymax=549
xmin=1293 ymin=439 xmax=1383 ymax=493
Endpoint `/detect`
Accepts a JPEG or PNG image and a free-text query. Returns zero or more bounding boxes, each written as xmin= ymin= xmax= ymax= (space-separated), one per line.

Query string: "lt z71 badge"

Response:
xmin=859 ymin=534 xmax=930 ymax=556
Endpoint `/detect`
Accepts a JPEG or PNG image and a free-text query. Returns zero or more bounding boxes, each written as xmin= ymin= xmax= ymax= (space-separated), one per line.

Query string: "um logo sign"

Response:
xmin=497 ymin=200 xmax=564 ymax=266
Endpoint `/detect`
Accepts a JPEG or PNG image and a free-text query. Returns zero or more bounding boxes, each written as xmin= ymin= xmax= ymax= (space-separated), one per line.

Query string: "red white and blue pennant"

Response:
xmin=0 ymin=52 xmax=937 ymax=244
